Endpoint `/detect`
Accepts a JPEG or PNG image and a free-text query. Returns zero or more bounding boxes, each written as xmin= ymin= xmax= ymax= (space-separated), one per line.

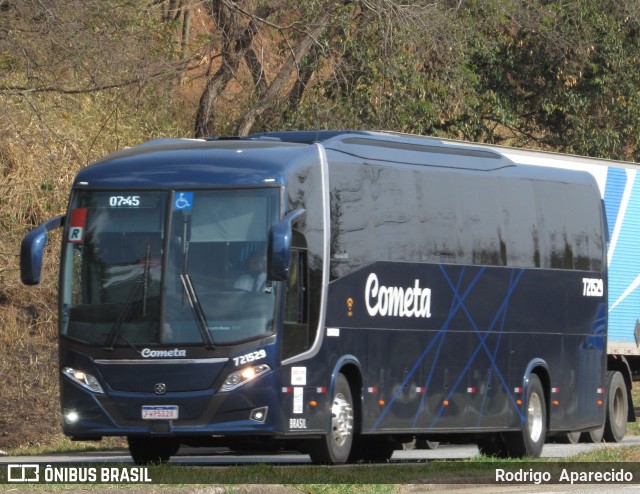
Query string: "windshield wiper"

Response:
xmin=103 ymin=246 xmax=151 ymax=351
xmin=178 ymin=214 xmax=214 ymax=350
xmin=180 ymin=273 xmax=215 ymax=350
xmin=103 ymin=276 xmax=144 ymax=351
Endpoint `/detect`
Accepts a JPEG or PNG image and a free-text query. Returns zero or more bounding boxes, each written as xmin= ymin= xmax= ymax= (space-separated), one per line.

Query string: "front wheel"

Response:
xmin=307 ymin=373 xmax=354 ymax=464
xmin=502 ymin=374 xmax=546 ymax=458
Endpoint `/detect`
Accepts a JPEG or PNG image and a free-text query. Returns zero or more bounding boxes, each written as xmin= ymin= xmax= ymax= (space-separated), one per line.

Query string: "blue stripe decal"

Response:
xmin=411 ymin=267 xmax=467 ymax=428
xmin=371 ymin=266 xmax=526 ymax=431
xmin=603 ymin=167 xmax=626 ymax=241
xmin=373 ymin=267 xmax=481 ymax=431
xmin=476 ymin=268 xmax=515 ymax=427
xmin=431 ymin=266 xmax=526 ymax=427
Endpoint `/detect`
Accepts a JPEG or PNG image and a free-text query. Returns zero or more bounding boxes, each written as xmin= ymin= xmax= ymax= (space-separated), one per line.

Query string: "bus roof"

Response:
xmin=72 ymin=131 xmax=596 ymax=189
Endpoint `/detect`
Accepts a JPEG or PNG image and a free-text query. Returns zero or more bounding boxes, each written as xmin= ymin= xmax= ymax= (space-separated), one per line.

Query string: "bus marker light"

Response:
xmin=516 ymin=400 xmax=523 ymax=405
xmin=597 ymin=400 xmax=603 ymax=406
xmin=443 ymin=400 xmax=449 ymax=406
xmin=309 ymin=401 xmax=317 ymax=407
xmin=378 ymin=400 xmax=385 ymax=406
xmin=552 ymin=400 xmax=560 ymax=406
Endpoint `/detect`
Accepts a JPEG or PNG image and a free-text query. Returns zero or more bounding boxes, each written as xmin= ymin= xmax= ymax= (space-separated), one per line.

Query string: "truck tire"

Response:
xmin=603 ymin=370 xmax=628 ymax=443
xmin=502 ymin=374 xmax=546 ymax=458
xmin=307 ymin=373 xmax=354 ymax=464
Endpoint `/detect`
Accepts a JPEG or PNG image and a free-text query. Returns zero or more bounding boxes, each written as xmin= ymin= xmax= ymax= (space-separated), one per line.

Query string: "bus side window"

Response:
xmin=284 ymin=249 xmax=307 ymax=324
xmin=282 ymin=232 xmax=309 ymax=360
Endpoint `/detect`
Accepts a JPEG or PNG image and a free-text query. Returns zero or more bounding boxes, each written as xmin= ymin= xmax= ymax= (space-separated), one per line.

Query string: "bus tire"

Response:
xmin=402 ymin=437 xmax=438 ymax=450
xmin=503 ymin=374 xmax=546 ymax=458
xmin=603 ymin=370 xmax=628 ymax=443
xmin=581 ymin=426 xmax=604 ymax=443
xmin=127 ymin=436 xmax=180 ymax=464
xmin=416 ymin=439 xmax=439 ymax=450
xmin=563 ymin=431 xmax=581 ymax=444
xmin=307 ymin=373 xmax=354 ymax=464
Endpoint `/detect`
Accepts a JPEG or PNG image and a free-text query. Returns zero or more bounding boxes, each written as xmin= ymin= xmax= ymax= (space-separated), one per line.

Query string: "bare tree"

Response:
xmin=194 ymin=2 xmax=270 ymax=137
xmin=191 ymin=0 xmax=455 ymax=137
xmin=234 ymin=7 xmax=334 ymax=136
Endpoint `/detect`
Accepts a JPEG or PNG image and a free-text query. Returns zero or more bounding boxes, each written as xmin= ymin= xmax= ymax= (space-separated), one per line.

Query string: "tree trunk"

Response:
xmin=234 ymin=11 xmax=331 ymax=136
xmin=181 ymin=8 xmax=191 ymax=58
xmin=193 ymin=3 xmax=258 ymax=138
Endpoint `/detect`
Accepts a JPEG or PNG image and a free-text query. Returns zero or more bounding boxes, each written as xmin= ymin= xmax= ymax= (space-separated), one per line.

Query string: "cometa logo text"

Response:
xmin=141 ymin=348 xmax=187 ymax=358
xmin=365 ymin=273 xmax=432 ymax=318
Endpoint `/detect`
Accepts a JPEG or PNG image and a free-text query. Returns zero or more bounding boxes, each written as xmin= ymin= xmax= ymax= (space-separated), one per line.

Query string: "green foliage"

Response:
xmin=282 ymin=0 xmax=640 ymax=160
xmin=461 ymin=0 xmax=640 ymax=158
xmin=284 ymin=4 xmax=472 ymax=137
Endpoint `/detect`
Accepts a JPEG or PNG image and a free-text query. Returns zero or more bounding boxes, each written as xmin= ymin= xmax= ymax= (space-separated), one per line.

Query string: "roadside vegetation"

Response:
xmin=3 ymin=0 xmax=640 ymax=454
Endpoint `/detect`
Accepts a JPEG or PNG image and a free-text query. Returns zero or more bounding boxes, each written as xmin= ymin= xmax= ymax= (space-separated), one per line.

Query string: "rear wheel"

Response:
xmin=502 ymin=374 xmax=546 ymax=458
xmin=581 ymin=426 xmax=604 ymax=443
xmin=417 ymin=439 xmax=440 ymax=450
xmin=563 ymin=431 xmax=581 ymax=444
xmin=403 ymin=437 xmax=440 ymax=450
xmin=127 ymin=437 xmax=180 ymax=464
xmin=603 ymin=370 xmax=628 ymax=443
xmin=307 ymin=373 xmax=354 ymax=464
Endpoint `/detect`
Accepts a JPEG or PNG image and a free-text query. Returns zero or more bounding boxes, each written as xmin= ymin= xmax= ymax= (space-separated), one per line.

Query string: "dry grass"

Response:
xmin=0 ymin=88 xmax=191 ymax=450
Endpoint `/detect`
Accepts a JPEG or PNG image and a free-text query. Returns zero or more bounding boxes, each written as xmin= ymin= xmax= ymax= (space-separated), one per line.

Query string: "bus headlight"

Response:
xmin=220 ymin=364 xmax=270 ymax=392
xmin=62 ymin=367 xmax=105 ymax=394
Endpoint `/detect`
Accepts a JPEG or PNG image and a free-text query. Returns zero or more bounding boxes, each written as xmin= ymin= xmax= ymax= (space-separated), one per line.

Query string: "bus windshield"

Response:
xmin=60 ymin=189 xmax=280 ymax=348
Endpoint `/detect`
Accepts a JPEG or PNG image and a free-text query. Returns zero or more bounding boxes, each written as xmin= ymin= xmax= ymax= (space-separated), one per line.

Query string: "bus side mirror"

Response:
xmin=268 ymin=209 xmax=306 ymax=281
xmin=20 ymin=215 xmax=64 ymax=285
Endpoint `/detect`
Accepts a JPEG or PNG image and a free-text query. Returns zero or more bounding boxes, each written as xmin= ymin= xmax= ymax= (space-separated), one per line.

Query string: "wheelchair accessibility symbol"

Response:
xmin=174 ymin=192 xmax=193 ymax=211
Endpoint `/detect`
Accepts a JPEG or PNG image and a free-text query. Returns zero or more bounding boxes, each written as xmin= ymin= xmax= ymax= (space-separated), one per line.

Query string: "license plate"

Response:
xmin=141 ymin=405 xmax=179 ymax=420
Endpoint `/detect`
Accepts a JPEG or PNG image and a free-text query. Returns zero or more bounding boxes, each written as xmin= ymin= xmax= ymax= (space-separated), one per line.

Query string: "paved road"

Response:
xmin=1 ymin=435 xmax=640 ymax=465
xmin=2 ymin=439 xmax=640 ymax=493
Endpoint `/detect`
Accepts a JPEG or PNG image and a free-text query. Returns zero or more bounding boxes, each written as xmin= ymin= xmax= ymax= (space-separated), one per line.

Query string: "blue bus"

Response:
xmin=21 ymin=131 xmax=610 ymax=463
